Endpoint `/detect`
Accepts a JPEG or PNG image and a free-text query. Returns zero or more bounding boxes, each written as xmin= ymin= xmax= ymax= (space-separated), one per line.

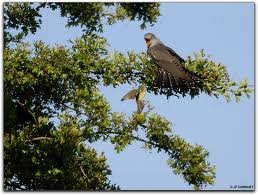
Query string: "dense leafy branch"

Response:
xmin=4 ymin=2 xmax=42 ymax=45
xmin=4 ymin=2 xmax=160 ymax=45
xmin=4 ymin=2 xmax=252 ymax=191
xmin=4 ymin=115 xmax=119 ymax=190
xmin=3 ymin=2 xmax=161 ymax=190
xmin=4 ymin=32 xmax=252 ymax=189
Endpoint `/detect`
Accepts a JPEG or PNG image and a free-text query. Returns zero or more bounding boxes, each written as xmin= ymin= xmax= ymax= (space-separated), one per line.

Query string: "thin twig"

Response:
xmin=80 ymin=165 xmax=90 ymax=186
xmin=16 ymin=100 xmax=38 ymax=125
xmin=80 ymin=166 xmax=87 ymax=177
xmin=31 ymin=137 xmax=52 ymax=141
xmin=102 ymin=130 xmax=173 ymax=155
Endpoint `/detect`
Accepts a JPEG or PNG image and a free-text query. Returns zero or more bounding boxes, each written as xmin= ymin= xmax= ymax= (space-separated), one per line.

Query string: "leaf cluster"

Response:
xmin=4 ymin=2 xmax=160 ymax=45
xmin=4 ymin=37 xmax=216 ymax=190
xmin=4 ymin=33 xmax=252 ymax=189
xmin=4 ymin=114 xmax=119 ymax=190
xmin=183 ymin=50 xmax=252 ymax=101
xmin=85 ymin=108 xmax=216 ymax=190
xmin=4 ymin=2 xmax=42 ymax=44
xmin=4 ymin=2 xmax=252 ymax=190
xmin=105 ymin=50 xmax=253 ymax=101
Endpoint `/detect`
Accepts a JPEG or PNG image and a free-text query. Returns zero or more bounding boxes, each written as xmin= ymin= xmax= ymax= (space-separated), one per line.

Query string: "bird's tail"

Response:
xmin=137 ymin=100 xmax=145 ymax=114
xmin=153 ymin=68 xmax=203 ymax=95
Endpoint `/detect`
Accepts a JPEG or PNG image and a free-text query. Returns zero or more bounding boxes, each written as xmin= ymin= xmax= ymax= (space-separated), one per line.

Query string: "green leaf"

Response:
xmin=32 ymin=156 xmax=37 ymax=164
xmin=35 ymin=171 xmax=41 ymax=177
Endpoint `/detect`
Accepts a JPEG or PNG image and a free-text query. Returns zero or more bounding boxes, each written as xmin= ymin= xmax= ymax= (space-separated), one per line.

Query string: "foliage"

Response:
xmin=4 ymin=2 xmax=42 ymax=44
xmin=108 ymin=111 xmax=216 ymax=190
xmin=45 ymin=2 xmax=160 ymax=31
xmin=4 ymin=2 xmax=160 ymax=45
xmin=3 ymin=36 xmax=216 ymax=190
xmin=4 ymin=114 xmax=119 ymax=190
xmin=3 ymin=2 xmax=161 ymax=191
xmin=183 ymin=50 xmax=252 ymax=101
xmin=102 ymin=50 xmax=252 ymax=100
xmin=3 ymin=2 xmax=252 ymax=191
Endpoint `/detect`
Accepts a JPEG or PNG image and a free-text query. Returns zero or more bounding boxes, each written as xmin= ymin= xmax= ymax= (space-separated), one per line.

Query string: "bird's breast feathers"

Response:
xmin=138 ymin=90 xmax=146 ymax=101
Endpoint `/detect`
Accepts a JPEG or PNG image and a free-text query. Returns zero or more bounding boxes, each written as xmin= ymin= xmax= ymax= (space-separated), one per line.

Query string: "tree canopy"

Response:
xmin=4 ymin=2 xmax=252 ymax=190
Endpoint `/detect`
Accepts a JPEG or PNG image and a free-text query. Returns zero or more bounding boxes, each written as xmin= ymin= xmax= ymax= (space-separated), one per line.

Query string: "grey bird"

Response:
xmin=144 ymin=33 xmax=201 ymax=94
xmin=121 ymin=84 xmax=146 ymax=113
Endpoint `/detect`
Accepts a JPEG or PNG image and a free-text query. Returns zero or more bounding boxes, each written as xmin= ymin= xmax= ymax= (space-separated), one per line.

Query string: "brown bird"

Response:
xmin=144 ymin=33 xmax=201 ymax=95
xmin=121 ymin=84 xmax=146 ymax=113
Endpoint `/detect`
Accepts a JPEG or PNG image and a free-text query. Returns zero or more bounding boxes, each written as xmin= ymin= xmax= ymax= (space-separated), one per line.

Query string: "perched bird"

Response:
xmin=121 ymin=84 xmax=146 ymax=113
xmin=144 ymin=33 xmax=201 ymax=95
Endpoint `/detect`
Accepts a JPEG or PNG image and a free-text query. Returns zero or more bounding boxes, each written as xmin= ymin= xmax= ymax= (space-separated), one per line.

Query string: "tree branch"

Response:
xmin=101 ymin=130 xmax=173 ymax=156
xmin=80 ymin=166 xmax=87 ymax=178
xmin=31 ymin=137 xmax=52 ymax=141
xmin=16 ymin=100 xmax=38 ymax=125
xmin=79 ymin=165 xmax=90 ymax=186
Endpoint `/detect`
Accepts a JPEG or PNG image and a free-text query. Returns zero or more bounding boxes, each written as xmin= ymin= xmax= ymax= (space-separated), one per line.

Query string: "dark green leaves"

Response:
xmin=167 ymin=137 xmax=215 ymax=190
xmin=4 ymin=2 xmax=160 ymax=45
xmin=183 ymin=50 xmax=253 ymax=101
xmin=98 ymin=107 xmax=216 ymax=190
xmin=4 ymin=2 xmax=252 ymax=190
xmin=114 ymin=3 xmax=160 ymax=29
xmin=4 ymin=115 xmax=118 ymax=190
xmin=111 ymin=49 xmax=253 ymax=101
xmin=4 ymin=36 xmax=251 ymax=190
xmin=4 ymin=3 xmax=42 ymax=44
xmin=48 ymin=3 xmax=160 ymax=32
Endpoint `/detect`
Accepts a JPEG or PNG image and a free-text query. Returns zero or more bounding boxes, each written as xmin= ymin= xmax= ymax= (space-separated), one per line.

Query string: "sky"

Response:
xmin=23 ymin=3 xmax=254 ymax=190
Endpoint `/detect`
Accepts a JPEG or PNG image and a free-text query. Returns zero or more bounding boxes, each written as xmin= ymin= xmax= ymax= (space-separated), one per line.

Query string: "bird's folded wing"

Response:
xmin=166 ymin=46 xmax=185 ymax=63
xmin=121 ymin=89 xmax=138 ymax=101
xmin=148 ymin=45 xmax=190 ymax=81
